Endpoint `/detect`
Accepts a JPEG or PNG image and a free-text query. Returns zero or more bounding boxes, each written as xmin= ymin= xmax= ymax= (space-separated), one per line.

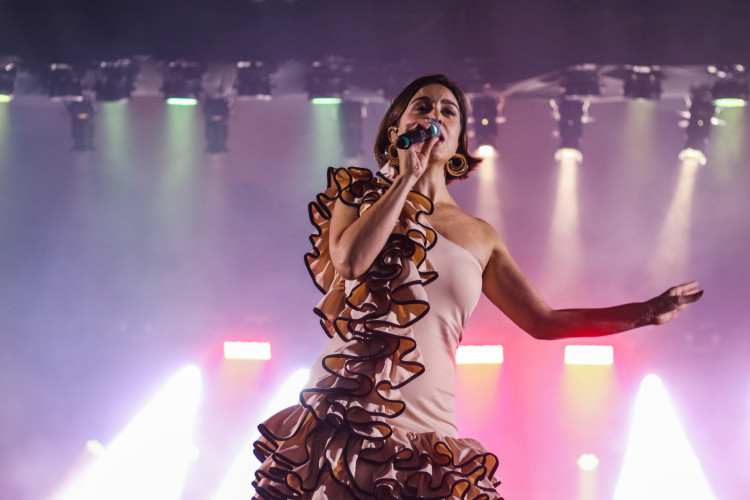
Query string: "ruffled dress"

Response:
xmin=252 ymin=165 xmax=502 ymax=499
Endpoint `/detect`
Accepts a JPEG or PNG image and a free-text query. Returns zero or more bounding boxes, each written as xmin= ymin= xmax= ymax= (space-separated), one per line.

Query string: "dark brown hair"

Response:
xmin=373 ymin=74 xmax=482 ymax=183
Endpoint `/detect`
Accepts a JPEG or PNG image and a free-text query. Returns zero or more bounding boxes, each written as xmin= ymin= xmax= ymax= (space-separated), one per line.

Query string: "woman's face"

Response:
xmin=389 ymin=83 xmax=462 ymax=163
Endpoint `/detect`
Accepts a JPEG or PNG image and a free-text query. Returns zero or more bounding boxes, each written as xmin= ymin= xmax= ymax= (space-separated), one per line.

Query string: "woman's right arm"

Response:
xmin=330 ymin=126 xmax=438 ymax=280
xmin=328 ymin=174 xmax=417 ymax=280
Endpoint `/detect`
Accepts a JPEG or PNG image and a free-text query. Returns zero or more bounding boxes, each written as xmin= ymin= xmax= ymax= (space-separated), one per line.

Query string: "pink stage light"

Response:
xmin=223 ymin=341 xmax=271 ymax=360
xmin=456 ymin=345 xmax=504 ymax=365
xmin=564 ymin=345 xmax=613 ymax=365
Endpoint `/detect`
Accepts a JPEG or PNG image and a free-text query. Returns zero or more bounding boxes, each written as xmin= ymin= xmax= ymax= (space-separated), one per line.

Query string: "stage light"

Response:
xmin=709 ymin=64 xmax=748 ymax=108
xmin=561 ymin=64 xmax=601 ymax=98
xmin=163 ymin=60 xmax=203 ymax=105
xmin=0 ymin=61 xmax=18 ymax=101
xmin=49 ymin=63 xmax=82 ymax=100
xmin=340 ymin=100 xmax=365 ymax=158
xmin=554 ymin=147 xmax=583 ymax=164
xmin=678 ymin=147 xmax=707 ymax=167
xmin=622 ymin=66 xmax=663 ymax=100
xmin=223 ymin=341 xmax=271 ymax=360
xmin=307 ymin=57 xmax=348 ymax=103
xmin=477 ymin=144 xmax=496 ymax=158
xmin=95 ymin=59 xmax=137 ymax=102
xmin=456 ymin=345 xmax=504 ymax=365
xmin=67 ymin=98 xmax=95 ymax=152
xmin=235 ymin=61 xmax=271 ymax=99
xmin=578 ymin=453 xmax=600 ymax=471
xmin=680 ymin=85 xmax=717 ymax=157
xmin=552 ymin=98 xmax=590 ymax=154
xmin=203 ymin=96 xmax=229 ymax=153
xmin=614 ymin=374 xmax=716 ymax=500
xmin=469 ymin=94 xmax=502 ymax=149
xmin=564 ymin=345 xmax=613 ymax=366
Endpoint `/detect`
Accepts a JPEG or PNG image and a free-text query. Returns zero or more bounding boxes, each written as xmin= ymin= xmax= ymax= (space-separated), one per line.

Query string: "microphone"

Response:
xmin=395 ymin=118 xmax=442 ymax=149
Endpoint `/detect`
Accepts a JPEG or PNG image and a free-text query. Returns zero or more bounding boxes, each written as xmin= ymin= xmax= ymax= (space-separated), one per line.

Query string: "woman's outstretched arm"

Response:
xmin=480 ymin=223 xmax=703 ymax=340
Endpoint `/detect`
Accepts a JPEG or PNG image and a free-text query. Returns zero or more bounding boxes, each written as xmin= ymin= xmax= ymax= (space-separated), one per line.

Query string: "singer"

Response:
xmin=251 ymin=74 xmax=703 ymax=499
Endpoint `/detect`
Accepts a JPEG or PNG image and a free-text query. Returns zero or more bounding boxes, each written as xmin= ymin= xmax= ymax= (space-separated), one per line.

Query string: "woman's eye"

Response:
xmin=442 ymin=109 xmax=456 ymax=117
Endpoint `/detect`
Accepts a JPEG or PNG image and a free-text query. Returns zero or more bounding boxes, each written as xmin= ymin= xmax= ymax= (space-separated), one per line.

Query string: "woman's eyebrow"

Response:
xmin=411 ymin=96 xmax=459 ymax=109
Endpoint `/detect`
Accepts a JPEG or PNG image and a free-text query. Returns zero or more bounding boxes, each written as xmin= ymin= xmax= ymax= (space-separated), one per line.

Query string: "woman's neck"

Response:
xmin=412 ymin=161 xmax=455 ymax=206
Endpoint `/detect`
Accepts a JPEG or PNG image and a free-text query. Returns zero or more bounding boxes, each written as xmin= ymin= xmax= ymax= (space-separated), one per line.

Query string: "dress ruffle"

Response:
xmin=253 ymin=166 xmax=502 ymax=499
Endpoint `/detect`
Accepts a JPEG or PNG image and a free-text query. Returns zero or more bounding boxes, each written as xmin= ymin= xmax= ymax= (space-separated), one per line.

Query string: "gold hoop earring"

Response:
xmin=445 ymin=153 xmax=468 ymax=177
xmin=386 ymin=143 xmax=400 ymax=167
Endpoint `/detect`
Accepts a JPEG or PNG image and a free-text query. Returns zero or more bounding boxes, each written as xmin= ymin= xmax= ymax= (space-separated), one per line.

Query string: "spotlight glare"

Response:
xmin=614 ymin=374 xmax=717 ymax=500
xmin=223 ymin=341 xmax=271 ymax=360
xmin=0 ymin=94 xmax=11 ymax=103
xmin=564 ymin=345 xmax=613 ymax=366
xmin=456 ymin=345 xmax=504 ymax=365
xmin=477 ymin=144 xmax=496 ymax=158
xmin=52 ymin=366 xmax=203 ymax=500
xmin=86 ymin=440 xmax=106 ymax=457
xmin=578 ymin=453 xmax=600 ymax=471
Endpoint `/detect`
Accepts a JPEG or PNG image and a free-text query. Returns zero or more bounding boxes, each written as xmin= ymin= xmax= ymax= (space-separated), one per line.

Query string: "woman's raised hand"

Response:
xmin=645 ymin=281 xmax=704 ymax=325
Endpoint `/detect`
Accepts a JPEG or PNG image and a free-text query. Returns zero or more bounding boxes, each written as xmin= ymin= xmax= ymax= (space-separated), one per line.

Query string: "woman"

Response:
xmin=252 ymin=75 xmax=703 ymax=499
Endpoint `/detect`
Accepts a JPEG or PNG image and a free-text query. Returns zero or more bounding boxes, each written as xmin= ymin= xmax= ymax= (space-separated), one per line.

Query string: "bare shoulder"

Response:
xmin=428 ymin=205 xmax=501 ymax=270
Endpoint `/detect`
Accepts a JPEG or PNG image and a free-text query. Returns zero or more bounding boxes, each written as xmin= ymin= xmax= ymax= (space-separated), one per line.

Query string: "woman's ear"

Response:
xmin=387 ymin=126 xmax=398 ymax=144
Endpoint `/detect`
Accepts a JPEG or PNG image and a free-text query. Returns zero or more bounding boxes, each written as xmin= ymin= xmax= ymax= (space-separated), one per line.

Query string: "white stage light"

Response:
xmin=212 ymin=368 xmax=310 ymax=500
xmin=53 ymin=366 xmax=203 ymax=500
xmin=564 ymin=345 xmax=614 ymax=366
xmin=223 ymin=341 xmax=272 ymax=360
xmin=613 ymin=374 xmax=716 ymax=500
xmin=577 ymin=453 xmax=600 ymax=471
xmin=456 ymin=345 xmax=504 ymax=365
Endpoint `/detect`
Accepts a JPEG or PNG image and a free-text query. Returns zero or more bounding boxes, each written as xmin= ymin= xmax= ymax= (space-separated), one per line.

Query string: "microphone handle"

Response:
xmin=395 ymin=119 xmax=441 ymax=149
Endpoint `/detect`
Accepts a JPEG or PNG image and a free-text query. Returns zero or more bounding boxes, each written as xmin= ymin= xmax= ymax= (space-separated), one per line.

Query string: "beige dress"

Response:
xmin=252 ymin=166 xmax=502 ymax=499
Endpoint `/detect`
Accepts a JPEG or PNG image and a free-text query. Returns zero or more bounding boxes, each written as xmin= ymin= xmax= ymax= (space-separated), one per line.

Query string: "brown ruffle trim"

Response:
xmin=253 ymin=167 xmax=502 ymax=499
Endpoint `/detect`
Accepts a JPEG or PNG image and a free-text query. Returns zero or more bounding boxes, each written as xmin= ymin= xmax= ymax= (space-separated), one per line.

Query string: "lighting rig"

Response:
xmin=67 ymin=98 xmax=96 ymax=151
xmin=235 ymin=61 xmax=272 ymax=99
xmin=339 ymin=100 xmax=365 ymax=158
xmin=49 ymin=63 xmax=82 ymax=100
xmin=622 ymin=65 xmax=663 ymax=100
xmin=203 ymin=97 xmax=230 ymax=154
xmin=95 ymin=59 xmax=137 ymax=102
xmin=469 ymin=94 xmax=503 ymax=155
xmin=163 ymin=60 xmax=204 ymax=105
xmin=679 ymin=85 xmax=717 ymax=166
xmin=709 ymin=64 xmax=748 ymax=108
xmin=307 ymin=57 xmax=349 ymax=104
xmin=0 ymin=60 xmax=19 ymax=102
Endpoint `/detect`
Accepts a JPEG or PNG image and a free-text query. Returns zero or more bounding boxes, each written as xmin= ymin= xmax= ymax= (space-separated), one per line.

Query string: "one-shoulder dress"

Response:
xmin=252 ymin=166 xmax=502 ymax=499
